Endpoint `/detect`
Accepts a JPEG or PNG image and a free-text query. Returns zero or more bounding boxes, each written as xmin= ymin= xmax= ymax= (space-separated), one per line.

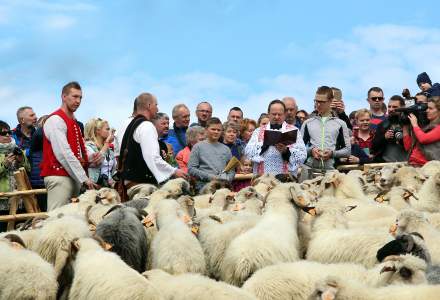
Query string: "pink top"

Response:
xmin=176 ymin=146 xmax=191 ymax=173
xmin=403 ymin=125 xmax=440 ymax=166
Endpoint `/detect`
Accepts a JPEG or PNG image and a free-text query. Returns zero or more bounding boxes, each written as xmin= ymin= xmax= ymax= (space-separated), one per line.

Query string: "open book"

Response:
xmin=263 ymin=129 xmax=298 ymax=146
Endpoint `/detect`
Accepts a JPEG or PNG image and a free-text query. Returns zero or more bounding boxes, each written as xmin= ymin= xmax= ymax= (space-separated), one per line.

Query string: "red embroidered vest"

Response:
xmin=40 ymin=109 xmax=88 ymax=177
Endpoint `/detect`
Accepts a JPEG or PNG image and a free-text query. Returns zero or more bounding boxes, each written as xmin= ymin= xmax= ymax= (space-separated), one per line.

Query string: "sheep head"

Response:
xmin=391 ymin=209 xmax=428 ymax=237
xmin=312 ymin=276 xmax=340 ymax=300
xmin=378 ymin=165 xmax=399 ymax=188
xmin=379 ymin=254 xmax=427 ymax=285
xmin=176 ymin=195 xmax=196 ymax=219
xmin=160 ymin=178 xmax=191 ymax=197
xmin=96 ymin=187 xmax=121 ymax=204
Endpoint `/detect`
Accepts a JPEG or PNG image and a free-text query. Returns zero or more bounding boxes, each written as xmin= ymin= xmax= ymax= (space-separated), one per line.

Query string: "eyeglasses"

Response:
xmin=370 ymin=97 xmax=384 ymax=102
xmin=314 ymin=99 xmax=329 ymax=105
xmin=197 ymin=110 xmax=212 ymax=114
xmin=0 ymin=130 xmax=12 ymax=136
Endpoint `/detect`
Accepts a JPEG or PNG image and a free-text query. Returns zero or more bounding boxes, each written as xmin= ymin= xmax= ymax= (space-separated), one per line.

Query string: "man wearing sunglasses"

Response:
xmin=367 ymin=87 xmax=387 ymax=130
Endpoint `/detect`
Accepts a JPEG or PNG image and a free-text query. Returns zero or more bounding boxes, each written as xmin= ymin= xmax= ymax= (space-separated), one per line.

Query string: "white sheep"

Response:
xmin=149 ymin=199 xmax=206 ymax=275
xmin=306 ymin=197 xmax=393 ymax=267
xmin=68 ymin=237 xmax=163 ymax=300
xmin=420 ymin=160 xmax=440 ymax=178
xmin=0 ymin=235 xmax=58 ymax=300
xmin=394 ymin=166 xmax=425 ymax=192
xmin=414 ymin=172 xmax=440 ymax=213
xmin=390 ymin=209 xmax=440 ymax=264
xmin=128 ymin=183 xmax=158 ymax=199
xmin=313 ymin=275 xmax=440 ymax=300
xmin=142 ymin=269 xmax=256 ymax=300
xmin=219 ymin=183 xmax=302 ymax=286
xmin=243 ymin=254 xmax=427 ymax=300
xmin=198 ymin=213 xmax=260 ymax=279
xmin=32 ymin=214 xmax=92 ymax=276
xmin=251 ymin=173 xmax=279 ymax=197
xmin=193 ymin=188 xmax=234 ymax=220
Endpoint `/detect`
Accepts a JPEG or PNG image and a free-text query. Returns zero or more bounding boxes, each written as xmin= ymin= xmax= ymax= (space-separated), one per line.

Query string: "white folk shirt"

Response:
xmin=133 ymin=121 xmax=176 ymax=183
xmin=244 ymin=122 xmax=307 ymax=176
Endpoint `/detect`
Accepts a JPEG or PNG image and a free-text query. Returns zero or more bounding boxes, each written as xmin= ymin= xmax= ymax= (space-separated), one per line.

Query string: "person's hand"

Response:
xmin=384 ymin=129 xmax=394 ymax=140
xmin=311 ymin=147 xmax=322 ymax=159
xmin=173 ymin=169 xmax=188 ymax=179
xmin=84 ymin=179 xmax=99 ymax=190
xmin=348 ymin=155 xmax=360 ymax=164
xmin=321 ymin=149 xmax=333 ymax=161
xmin=408 ymin=113 xmax=419 ymax=128
xmin=4 ymin=153 xmax=16 ymax=168
xmin=105 ymin=132 xmax=115 ymax=144
xmin=335 ymin=100 xmax=345 ymax=113
xmin=90 ymin=152 xmax=103 ymax=166
xmin=275 ymin=143 xmax=288 ymax=154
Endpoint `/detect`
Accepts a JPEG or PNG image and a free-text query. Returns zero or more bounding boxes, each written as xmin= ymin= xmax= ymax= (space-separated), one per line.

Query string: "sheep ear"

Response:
xmin=301 ymin=206 xmax=316 ymax=216
xmin=345 ymin=205 xmax=357 ymax=213
xmin=208 ymin=195 xmax=214 ymax=203
xmin=245 ymin=191 xmax=254 ymax=199
xmin=71 ymin=197 xmax=79 ymax=203
xmin=71 ymin=238 xmax=81 ymax=253
xmin=3 ymin=234 xmax=26 ymax=249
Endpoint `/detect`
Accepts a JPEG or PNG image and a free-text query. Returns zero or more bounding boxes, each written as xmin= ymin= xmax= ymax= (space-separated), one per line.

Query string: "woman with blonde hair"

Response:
xmin=84 ymin=118 xmax=116 ymax=187
xmin=404 ymin=95 xmax=440 ymax=166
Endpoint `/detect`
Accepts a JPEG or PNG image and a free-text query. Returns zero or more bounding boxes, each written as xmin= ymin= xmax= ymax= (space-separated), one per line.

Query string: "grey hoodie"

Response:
xmin=300 ymin=113 xmax=350 ymax=170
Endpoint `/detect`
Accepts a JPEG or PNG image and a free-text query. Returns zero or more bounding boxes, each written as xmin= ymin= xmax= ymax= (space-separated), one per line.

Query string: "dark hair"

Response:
xmin=296 ymin=109 xmax=309 ymax=118
xmin=206 ymin=117 xmax=222 ymax=127
xmin=316 ymin=86 xmax=334 ymax=100
xmin=0 ymin=120 xmax=10 ymax=131
xmin=62 ymin=81 xmax=82 ymax=95
xmin=257 ymin=113 xmax=269 ymax=125
xmin=229 ymin=107 xmax=243 ymax=113
xmin=267 ymin=99 xmax=286 ymax=113
xmin=367 ymin=87 xmax=383 ymax=98
xmin=389 ymin=95 xmax=405 ymax=107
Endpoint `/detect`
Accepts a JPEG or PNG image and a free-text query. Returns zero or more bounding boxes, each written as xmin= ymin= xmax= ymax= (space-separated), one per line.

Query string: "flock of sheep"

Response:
xmin=1 ymin=160 xmax=440 ymax=300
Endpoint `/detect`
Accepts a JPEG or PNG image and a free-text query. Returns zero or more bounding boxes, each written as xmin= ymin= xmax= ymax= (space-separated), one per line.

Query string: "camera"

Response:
xmin=12 ymin=147 xmax=23 ymax=156
xmin=394 ymin=103 xmax=429 ymax=127
xmin=392 ymin=126 xmax=403 ymax=140
xmin=97 ymin=174 xmax=110 ymax=187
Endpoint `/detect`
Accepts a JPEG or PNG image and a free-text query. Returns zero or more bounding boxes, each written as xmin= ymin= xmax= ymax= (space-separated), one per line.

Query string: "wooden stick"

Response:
xmin=7 ymin=196 xmax=19 ymax=231
xmin=234 ymin=173 xmax=255 ymax=181
xmin=0 ymin=189 xmax=47 ymax=198
xmin=0 ymin=212 xmax=49 ymax=223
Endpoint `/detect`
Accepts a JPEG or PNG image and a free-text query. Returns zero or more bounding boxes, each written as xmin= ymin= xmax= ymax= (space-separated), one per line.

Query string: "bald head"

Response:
xmin=282 ymin=97 xmax=298 ymax=125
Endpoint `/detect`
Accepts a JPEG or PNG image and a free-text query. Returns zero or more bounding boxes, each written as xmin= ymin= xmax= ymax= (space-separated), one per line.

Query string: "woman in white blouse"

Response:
xmin=84 ymin=118 xmax=116 ymax=187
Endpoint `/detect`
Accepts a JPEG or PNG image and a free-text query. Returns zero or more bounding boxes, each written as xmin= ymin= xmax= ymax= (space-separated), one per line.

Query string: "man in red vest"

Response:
xmin=41 ymin=82 xmax=98 ymax=211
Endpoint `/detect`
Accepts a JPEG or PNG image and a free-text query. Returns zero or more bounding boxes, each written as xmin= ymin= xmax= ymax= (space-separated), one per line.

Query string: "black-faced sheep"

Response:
xmin=95 ymin=206 xmax=149 ymax=273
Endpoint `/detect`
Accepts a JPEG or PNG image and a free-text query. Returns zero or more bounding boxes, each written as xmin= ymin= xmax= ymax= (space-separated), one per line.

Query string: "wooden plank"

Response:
xmin=363 ymin=162 xmax=407 ymax=171
xmin=0 ymin=212 xmax=49 ymax=223
xmin=234 ymin=174 xmax=254 ymax=181
xmin=6 ymin=196 xmax=19 ymax=231
xmin=0 ymin=188 xmax=47 ymax=198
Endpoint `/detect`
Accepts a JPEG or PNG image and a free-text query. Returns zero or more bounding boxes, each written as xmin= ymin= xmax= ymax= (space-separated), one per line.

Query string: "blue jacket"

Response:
xmin=29 ymin=127 xmax=44 ymax=188
xmin=12 ymin=124 xmax=35 ymax=158
xmin=165 ymin=125 xmax=187 ymax=156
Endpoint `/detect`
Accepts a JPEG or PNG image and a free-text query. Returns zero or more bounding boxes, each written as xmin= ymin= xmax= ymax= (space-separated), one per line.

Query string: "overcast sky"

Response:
xmin=1 ymin=0 xmax=439 ymax=128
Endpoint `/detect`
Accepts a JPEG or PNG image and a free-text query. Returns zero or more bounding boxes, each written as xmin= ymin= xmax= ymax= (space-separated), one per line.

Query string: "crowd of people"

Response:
xmin=1 ymin=71 xmax=440 ymax=229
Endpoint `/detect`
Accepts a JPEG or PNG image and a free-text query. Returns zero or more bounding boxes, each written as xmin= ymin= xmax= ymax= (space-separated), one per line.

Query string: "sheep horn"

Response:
xmin=3 ymin=234 xmax=26 ymax=249
xmin=345 ymin=205 xmax=357 ymax=212
xmin=380 ymin=265 xmax=397 ymax=274
xmin=85 ymin=205 xmax=97 ymax=232
xmin=208 ymin=215 xmax=223 ymax=224
xmin=31 ymin=216 xmax=48 ymax=229
xmin=383 ymin=255 xmax=402 ymax=262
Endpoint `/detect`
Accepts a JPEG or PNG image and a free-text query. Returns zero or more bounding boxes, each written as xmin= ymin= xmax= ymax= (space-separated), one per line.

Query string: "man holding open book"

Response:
xmin=245 ymin=99 xmax=307 ymax=178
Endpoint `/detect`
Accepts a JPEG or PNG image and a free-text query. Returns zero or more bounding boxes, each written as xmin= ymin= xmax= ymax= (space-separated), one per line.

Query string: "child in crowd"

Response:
xmin=232 ymin=155 xmax=253 ymax=192
xmin=188 ymin=117 xmax=235 ymax=192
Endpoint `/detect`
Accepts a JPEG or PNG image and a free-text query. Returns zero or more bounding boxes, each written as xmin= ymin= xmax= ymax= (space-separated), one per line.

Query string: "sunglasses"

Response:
xmin=0 ymin=130 xmax=12 ymax=136
xmin=370 ymin=97 xmax=384 ymax=102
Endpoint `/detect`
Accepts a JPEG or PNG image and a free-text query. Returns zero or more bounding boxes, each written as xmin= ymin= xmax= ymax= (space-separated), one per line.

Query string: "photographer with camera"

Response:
xmin=371 ymin=96 xmax=407 ymax=163
xmin=403 ymin=94 xmax=440 ymax=166
xmin=0 ymin=120 xmax=30 ymax=232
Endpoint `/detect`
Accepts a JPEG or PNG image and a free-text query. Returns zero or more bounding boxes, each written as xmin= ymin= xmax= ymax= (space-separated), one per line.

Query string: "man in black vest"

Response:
xmin=118 ymin=93 xmax=187 ymax=195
